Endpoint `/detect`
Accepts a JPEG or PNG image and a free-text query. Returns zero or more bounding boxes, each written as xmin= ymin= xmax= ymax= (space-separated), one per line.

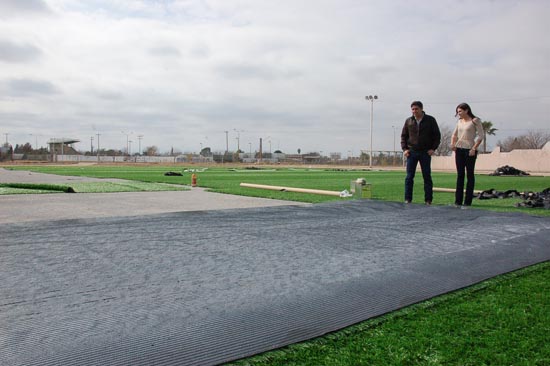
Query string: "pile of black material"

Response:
xmin=164 ymin=171 xmax=183 ymax=176
xmin=477 ymin=189 xmax=521 ymax=199
xmin=489 ymin=165 xmax=530 ymax=176
xmin=515 ymin=188 xmax=550 ymax=209
xmin=477 ymin=187 xmax=550 ymax=209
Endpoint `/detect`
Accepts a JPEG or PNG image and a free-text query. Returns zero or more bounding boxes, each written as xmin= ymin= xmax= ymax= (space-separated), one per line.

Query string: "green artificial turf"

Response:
xmin=3 ymin=165 xmax=550 ymax=364
xmin=0 ymin=180 xmax=188 ymax=194
xmin=5 ymin=165 xmax=550 ymax=215
xmin=227 ymin=261 xmax=550 ymax=366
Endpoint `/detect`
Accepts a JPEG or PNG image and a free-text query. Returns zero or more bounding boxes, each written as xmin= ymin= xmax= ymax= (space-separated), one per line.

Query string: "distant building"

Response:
xmin=47 ymin=138 xmax=80 ymax=161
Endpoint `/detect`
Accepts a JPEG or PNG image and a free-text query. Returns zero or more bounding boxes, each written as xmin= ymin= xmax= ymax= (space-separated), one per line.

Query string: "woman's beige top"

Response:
xmin=452 ymin=117 xmax=485 ymax=149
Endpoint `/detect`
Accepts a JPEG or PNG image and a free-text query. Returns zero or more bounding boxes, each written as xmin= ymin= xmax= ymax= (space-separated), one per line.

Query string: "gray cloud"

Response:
xmin=0 ymin=0 xmax=548 ymax=155
xmin=190 ymin=43 xmax=211 ymax=59
xmin=3 ymin=78 xmax=59 ymax=97
xmin=0 ymin=40 xmax=42 ymax=63
xmin=149 ymin=46 xmax=181 ymax=57
xmin=0 ymin=0 xmax=51 ymax=17
xmin=216 ymin=62 xmax=301 ymax=80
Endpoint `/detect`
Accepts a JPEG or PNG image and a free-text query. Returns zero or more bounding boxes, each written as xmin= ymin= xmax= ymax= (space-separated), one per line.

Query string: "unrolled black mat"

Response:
xmin=1 ymin=200 xmax=550 ymax=365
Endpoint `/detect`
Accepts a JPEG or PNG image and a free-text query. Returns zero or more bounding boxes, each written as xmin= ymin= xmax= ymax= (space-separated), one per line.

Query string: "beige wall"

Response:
xmin=432 ymin=142 xmax=550 ymax=173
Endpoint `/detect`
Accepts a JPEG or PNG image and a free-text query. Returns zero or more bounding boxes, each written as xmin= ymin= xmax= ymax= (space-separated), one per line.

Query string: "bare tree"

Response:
xmin=145 ymin=145 xmax=159 ymax=156
xmin=435 ymin=125 xmax=453 ymax=156
xmin=497 ymin=130 xmax=550 ymax=152
xmin=523 ymin=130 xmax=550 ymax=149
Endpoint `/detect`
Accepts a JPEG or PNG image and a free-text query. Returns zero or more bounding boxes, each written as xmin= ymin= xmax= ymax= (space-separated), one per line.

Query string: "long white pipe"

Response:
xmin=433 ymin=187 xmax=482 ymax=194
xmin=240 ymin=182 xmax=342 ymax=197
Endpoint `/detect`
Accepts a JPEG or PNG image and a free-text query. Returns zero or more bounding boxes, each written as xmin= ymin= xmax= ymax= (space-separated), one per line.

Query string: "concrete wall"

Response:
xmin=55 ymin=155 xmax=177 ymax=163
xmin=432 ymin=142 xmax=550 ymax=173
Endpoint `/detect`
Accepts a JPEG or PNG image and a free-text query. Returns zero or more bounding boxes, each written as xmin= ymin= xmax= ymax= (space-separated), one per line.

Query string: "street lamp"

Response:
xmin=137 ymin=135 xmax=143 ymax=155
xmin=392 ymin=125 xmax=396 ymax=166
xmin=122 ymin=131 xmax=133 ymax=155
xmin=233 ymin=129 xmax=243 ymax=151
xmin=29 ymin=134 xmax=38 ymax=150
xmin=96 ymin=133 xmax=101 ymax=160
xmin=224 ymin=131 xmax=229 ymax=153
xmin=365 ymin=95 xmax=378 ymax=167
xmin=392 ymin=125 xmax=396 ymax=153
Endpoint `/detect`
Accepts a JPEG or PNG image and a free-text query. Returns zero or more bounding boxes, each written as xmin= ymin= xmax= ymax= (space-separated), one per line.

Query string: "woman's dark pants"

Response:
xmin=455 ymin=148 xmax=477 ymax=206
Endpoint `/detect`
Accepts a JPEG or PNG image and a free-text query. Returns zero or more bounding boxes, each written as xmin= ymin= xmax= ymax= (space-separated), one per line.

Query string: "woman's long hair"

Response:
xmin=455 ymin=103 xmax=476 ymax=119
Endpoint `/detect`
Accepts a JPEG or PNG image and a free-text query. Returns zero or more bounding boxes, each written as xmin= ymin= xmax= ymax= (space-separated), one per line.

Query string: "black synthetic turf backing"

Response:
xmin=1 ymin=200 xmax=549 ymax=365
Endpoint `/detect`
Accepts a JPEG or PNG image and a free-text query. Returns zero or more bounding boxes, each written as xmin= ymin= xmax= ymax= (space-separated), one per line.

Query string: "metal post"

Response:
xmin=224 ymin=131 xmax=229 ymax=153
xmin=370 ymin=100 xmax=373 ymax=167
xmin=392 ymin=125 xmax=396 ymax=165
xmin=137 ymin=135 xmax=143 ymax=155
xmin=365 ymin=95 xmax=378 ymax=167
xmin=96 ymin=133 xmax=100 ymax=161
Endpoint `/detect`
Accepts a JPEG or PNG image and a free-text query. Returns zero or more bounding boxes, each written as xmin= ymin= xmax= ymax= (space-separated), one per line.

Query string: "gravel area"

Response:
xmin=0 ymin=168 xmax=309 ymax=223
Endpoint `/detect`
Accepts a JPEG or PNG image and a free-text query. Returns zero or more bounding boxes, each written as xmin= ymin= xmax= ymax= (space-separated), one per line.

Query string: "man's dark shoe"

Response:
xmin=425 ymin=201 xmax=432 ymax=205
xmin=405 ymin=200 xmax=411 ymax=204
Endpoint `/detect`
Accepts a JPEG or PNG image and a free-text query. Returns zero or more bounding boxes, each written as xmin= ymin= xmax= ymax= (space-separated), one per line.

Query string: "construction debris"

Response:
xmin=477 ymin=188 xmax=550 ymax=209
xmin=489 ymin=165 xmax=530 ymax=176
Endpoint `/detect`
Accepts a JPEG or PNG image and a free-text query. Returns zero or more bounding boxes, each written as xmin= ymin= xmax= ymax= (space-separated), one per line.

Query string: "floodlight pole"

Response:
xmin=224 ymin=130 xmax=229 ymax=153
xmin=122 ymin=131 xmax=132 ymax=156
xmin=30 ymin=134 xmax=38 ymax=150
xmin=96 ymin=133 xmax=100 ymax=161
xmin=233 ymin=129 xmax=243 ymax=152
xmin=365 ymin=95 xmax=378 ymax=167
xmin=137 ymin=135 xmax=143 ymax=155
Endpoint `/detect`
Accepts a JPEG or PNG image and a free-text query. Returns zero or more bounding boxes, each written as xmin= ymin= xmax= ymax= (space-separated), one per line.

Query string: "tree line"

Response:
xmin=435 ymin=120 xmax=550 ymax=156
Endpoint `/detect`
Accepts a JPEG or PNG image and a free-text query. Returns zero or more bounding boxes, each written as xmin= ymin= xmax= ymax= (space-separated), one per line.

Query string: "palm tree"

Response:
xmin=481 ymin=120 xmax=497 ymax=153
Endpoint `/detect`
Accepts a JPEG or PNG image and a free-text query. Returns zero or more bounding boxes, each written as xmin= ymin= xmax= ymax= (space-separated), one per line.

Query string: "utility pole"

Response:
xmin=4 ymin=133 xmax=8 ymax=145
xmin=259 ymin=138 xmax=263 ymax=163
xmin=224 ymin=130 xmax=229 ymax=153
xmin=122 ymin=131 xmax=132 ymax=155
xmin=233 ymin=129 xmax=243 ymax=152
xmin=137 ymin=135 xmax=143 ymax=155
xmin=365 ymin=95 xmax=379 ymax=167
xmin=29 ymin=134 xmax=38 ymax=150
xmin=96 ymin=133 xmax=101 ymax=161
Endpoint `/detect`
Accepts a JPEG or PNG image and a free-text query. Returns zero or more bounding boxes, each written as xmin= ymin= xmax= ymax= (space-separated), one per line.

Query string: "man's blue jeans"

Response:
xmin=405 ymin=150 xmax=433 ymax=203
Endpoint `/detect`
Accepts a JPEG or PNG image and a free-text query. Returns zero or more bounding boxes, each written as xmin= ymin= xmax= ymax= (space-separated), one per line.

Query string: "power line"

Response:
xmin=430 ymin=96 xmax=550 ymax=105
xmin=379 ymin=96 xmax=550 ymax=105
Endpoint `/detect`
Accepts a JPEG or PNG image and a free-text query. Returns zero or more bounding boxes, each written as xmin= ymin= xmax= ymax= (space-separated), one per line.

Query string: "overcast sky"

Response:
xmin=1 ymin=0 xmax=549 ymax=156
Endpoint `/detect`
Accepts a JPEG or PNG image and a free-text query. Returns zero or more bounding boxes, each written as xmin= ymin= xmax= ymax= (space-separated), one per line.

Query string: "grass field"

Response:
xmin=5 ymin=164 xmax=550 ymax=215
xmin=0 ymin=181 xmax=188 ymax=194
xmin=3 ymin=164 xmax=550 ymax=364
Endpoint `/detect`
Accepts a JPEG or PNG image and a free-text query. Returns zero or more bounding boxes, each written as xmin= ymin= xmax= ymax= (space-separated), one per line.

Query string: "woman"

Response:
xmin=451 ymin=103 xmax=485 ymax=207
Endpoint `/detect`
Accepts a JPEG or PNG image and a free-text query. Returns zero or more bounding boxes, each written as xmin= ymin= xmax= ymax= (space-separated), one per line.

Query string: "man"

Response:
xmin=401 ymin=101 xmax=441 ymax=205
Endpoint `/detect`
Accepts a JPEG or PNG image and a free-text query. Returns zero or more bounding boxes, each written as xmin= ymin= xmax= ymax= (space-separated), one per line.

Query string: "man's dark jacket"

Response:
xmin=401 ymin=113 xmax=441 ymax=152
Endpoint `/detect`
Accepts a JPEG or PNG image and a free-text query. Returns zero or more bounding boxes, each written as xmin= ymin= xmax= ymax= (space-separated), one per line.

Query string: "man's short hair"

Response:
xmin=411 ymin=101 xmax=423 ymax=109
